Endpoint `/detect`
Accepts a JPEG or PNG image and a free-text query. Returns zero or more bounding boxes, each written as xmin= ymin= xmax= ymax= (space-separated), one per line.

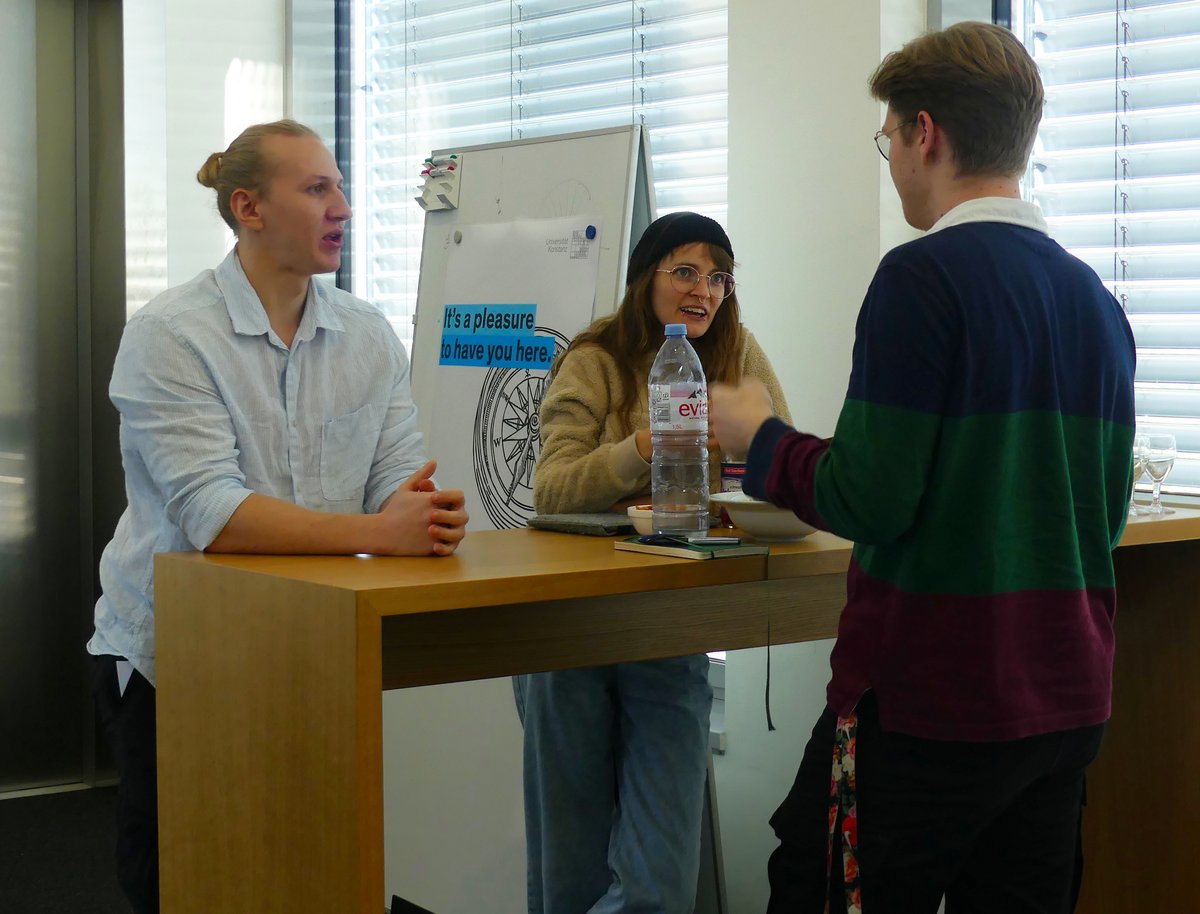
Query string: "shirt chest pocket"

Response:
xmin=320 ymin=404 xmax=381 ymax=503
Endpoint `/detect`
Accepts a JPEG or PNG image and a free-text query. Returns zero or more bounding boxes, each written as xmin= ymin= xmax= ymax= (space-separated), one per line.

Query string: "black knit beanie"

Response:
xmin=626 ymin=212 xmax=734 ymax=286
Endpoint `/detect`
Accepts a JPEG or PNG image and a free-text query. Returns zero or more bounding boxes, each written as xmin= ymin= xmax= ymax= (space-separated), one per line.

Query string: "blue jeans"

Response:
xmin=513 ymin=655 xmax=713 ymax=914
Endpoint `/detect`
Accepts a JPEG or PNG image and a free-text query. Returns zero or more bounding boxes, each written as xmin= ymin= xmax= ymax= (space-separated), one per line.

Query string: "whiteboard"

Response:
xmin=409 ymin=126 xmax=654 ymax=528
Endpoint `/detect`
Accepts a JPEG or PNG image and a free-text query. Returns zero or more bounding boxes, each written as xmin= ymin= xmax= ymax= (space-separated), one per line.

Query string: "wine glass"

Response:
xmin=1129 ymin=433 xmax=1150 ymax=517
xmin=1144 ymin=433 xmax=1176 ymax=516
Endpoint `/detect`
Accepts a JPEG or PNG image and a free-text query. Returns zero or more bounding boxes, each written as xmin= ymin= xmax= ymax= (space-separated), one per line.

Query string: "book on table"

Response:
xmin=614 ymin=535 xmax=769 ymax=561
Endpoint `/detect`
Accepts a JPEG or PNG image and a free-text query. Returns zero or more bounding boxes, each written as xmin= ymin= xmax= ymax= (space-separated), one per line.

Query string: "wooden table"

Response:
xmin=1078 ymin=507 xmax=1200 ymax=914
xmin=154 ymin=526 xmax=851 ymax=913
xmin=153 ymin=509 xmax=1200 ymax=914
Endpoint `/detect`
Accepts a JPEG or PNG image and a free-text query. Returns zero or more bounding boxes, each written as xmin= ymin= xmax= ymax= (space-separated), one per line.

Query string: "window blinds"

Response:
xmin=352 ymin=1 xmax=729 ymax=349
xmin=1021 ymin=0 xmax=1200 ymax=494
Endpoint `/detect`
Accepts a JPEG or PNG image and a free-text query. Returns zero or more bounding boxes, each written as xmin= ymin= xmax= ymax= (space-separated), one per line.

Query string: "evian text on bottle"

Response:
xmin=650 ymin=382 xmax=707 ymax=431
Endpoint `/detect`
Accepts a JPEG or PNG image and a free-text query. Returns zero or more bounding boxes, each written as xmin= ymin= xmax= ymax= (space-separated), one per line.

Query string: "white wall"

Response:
xmin=729 ymin=1 xmax=925 ymax=435
xmin=714 ymin=2 xmax=925 ymax=912
xmin=125 ymin=0 xmax=286 ymax=308
xmin=936 ymin=0 xmax=995 ymax=27
xmin=165 ymin=2 xmax=286 ymax=285
xmin=382 ymin=680 xmax=527 ymax=913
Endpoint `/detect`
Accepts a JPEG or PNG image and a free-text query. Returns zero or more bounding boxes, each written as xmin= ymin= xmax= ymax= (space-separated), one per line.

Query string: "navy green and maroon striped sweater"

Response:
xmin=746 ymin=216 xmax=1136 ymax=741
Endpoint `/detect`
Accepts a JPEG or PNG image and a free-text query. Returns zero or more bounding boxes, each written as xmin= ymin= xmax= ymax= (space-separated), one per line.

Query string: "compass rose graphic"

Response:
xmin=472 ymin=326 xmax=571 ymax=528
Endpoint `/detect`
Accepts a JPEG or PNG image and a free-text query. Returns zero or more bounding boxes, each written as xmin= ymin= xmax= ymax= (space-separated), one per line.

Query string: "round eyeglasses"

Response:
xmin=656 ymin=265 xmax=735 ymax=300
xmin=873 ymin=120 xmax=915 ymax=161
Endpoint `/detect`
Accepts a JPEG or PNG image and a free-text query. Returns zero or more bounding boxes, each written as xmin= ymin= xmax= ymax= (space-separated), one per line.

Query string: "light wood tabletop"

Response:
xmin=159 ymin=503 xmax=1200 ymax=598
xmin=1114 ymin=502 xmax=1200 ymax=546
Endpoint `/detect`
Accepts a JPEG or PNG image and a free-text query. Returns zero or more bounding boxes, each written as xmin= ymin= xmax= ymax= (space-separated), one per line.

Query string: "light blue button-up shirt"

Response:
xmin=88 ymin=249 xmax=428 ymax=684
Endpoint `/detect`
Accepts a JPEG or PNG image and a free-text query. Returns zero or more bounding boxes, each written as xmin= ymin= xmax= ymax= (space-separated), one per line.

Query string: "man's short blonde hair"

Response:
xmin=869 ymin=21 xmax=1044 ymax=178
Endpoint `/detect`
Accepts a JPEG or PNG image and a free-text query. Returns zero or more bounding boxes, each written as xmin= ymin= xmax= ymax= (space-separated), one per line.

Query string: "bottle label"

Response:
xmin=651 ymin=382 xmax=707 ymax=431
xmin=720 ymin=461 xmax=746 ymax=493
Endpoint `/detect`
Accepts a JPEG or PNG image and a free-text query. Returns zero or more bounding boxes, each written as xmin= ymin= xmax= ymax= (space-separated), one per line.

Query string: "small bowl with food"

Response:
xmin=626 ymin=504 xmax=655 ymax=536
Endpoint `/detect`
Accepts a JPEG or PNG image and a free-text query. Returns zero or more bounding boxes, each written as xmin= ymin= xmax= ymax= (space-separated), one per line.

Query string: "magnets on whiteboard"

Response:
xmin=586 ymin=225 xmax=597 ymax=240
xmin=453 ymin=230 xmax=463 ymax=244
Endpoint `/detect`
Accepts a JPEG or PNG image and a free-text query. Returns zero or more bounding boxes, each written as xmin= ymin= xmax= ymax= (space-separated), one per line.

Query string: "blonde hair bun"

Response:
xmin=196 ymin=152 xmax=223 ymax=188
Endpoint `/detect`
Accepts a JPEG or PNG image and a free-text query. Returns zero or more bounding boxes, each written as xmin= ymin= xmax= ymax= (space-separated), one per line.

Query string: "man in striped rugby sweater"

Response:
xmin=711 ymin=21 xmax=1135 ymax=914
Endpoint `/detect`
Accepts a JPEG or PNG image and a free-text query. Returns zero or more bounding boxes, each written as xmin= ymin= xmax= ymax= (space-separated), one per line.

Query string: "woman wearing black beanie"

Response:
xmin=517 ymin=212 xmax=791 ymax=914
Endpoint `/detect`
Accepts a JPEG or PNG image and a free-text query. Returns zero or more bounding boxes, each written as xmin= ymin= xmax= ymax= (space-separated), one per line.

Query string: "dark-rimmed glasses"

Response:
xmin=656 ymin=265 xmax=735 ymax=300
xmin=874 ymin=120 xmax=915 ymax=161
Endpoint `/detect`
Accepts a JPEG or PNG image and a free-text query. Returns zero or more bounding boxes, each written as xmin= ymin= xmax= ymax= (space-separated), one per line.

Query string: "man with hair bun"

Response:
xmin=711 ymin=22 xmax=1135 ymax=914
xmin=88 ymin=119 xmax=468 ymax=914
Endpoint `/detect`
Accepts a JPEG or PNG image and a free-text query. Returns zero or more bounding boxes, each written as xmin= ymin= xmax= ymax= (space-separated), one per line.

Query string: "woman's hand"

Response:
xmin=635 ymin=427 xmax=652 ymax=462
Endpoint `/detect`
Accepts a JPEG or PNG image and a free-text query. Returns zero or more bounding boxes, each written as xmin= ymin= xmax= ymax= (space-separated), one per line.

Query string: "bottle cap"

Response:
xmin=665 ymin=323 xmax=687 ymax=336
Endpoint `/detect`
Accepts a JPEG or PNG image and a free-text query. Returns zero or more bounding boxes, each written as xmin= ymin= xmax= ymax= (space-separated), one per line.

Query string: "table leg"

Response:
xmin=155 ymin=558 xmax=384 ymax=913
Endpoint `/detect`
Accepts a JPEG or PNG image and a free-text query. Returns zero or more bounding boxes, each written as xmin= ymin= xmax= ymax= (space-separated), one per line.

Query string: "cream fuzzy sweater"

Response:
xmin=533 ymin=329 xmax=792 ymax=514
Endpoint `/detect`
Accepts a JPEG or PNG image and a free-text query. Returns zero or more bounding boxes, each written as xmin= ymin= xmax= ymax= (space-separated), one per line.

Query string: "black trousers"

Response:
xmin=91 ymin=654 xmax=159 ymax=914
xmin=767 ymin=692 xmax=1104 ymax=914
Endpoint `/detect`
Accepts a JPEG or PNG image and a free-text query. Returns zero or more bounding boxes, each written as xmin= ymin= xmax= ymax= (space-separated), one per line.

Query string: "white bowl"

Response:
xmin=626 ymin=504 xmax=655 ymax=536
xmin=710 ymin=491 xmax=816 ymax=542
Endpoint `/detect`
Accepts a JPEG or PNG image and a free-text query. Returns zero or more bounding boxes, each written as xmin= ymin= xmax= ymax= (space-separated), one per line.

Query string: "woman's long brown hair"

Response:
xmin=557 ymin=242 xmax=744 ymax=435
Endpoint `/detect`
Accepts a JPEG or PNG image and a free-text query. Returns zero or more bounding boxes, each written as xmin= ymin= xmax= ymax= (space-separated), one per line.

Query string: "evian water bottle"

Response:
xmin=649 ymin=324 xmax=709 ymax=535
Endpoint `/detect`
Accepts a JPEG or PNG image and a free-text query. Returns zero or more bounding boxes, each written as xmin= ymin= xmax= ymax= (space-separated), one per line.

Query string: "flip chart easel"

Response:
xmin=410 ymin=125 xmax=654 ymax=529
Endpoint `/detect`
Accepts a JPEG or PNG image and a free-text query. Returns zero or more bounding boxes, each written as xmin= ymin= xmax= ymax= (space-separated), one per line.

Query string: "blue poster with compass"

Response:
xmin=471 ymin=328 xmax=573 ymax=528
xmin=421 ymin=216 xmax=605 ymax=530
